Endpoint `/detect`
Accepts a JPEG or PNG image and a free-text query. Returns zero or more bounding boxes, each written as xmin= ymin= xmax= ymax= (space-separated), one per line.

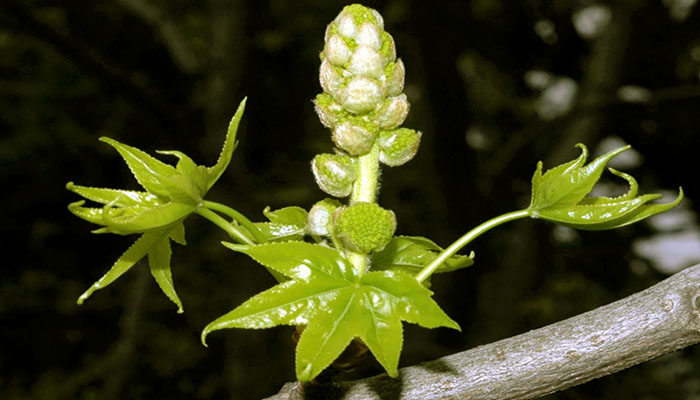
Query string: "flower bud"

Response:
xmin=340 ymin=76 xmax=384 ymax=113
xmin=348 ymin=45 xmax=385 ymax=79
xmin=371 ymin=94 xmax=409 ymax=129
xmin=355 ymin=22 xmax=382 ymax=50
xmin=319 ymin=59 xmax=345 ymax=98
xmin=379 ymin=32 xmax=397 ymax=63
xmin=311 ymin=153 xmax=357 ymax=197
xmin=384 ymin=59 xmax=405 ymax=97
xmin=307 ymin=198 xmax=342 ymax=236
xmin=377 ymin=128 xmax=422 ymax=167
xmin=316 ymin=5 xmax=421 ymax=166
xmin=324 ymin=34 xmax=352 ymax=66
xmin=333 ymin=202 xmax=396 ymax=253
xmin=319 ymin=4 xmax=399 ymax=117
xmin=314 ymin=94 xmax=347 ymax=129
xmin=336 ymin=13 xmax=357 ymax=39
xmin=332 ymin=118 xmax=378 ymax=155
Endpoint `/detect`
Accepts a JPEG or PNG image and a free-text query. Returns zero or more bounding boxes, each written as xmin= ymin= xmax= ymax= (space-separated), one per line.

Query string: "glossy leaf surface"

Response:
xmin=68 ymin=98 xmax=247 ymax=308
xmin=372 ymin=235 xmax=474 ymax=275
xmin=205 ymin=98 xmax=246 ymax=190
xmin=77 ymin=223 xmax=186 ymax=312
xmin=527 ymin=144 xmax=683 ymax=230
xmin=254 ymin=206 xmax=308 ymax=242
xmin=202 ymin=241 xmax=459 ymax=382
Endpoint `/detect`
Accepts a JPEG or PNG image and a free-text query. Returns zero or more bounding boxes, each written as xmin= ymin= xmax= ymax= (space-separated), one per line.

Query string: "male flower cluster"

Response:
xmin=312 ymin=4 xmax=421 ymax=197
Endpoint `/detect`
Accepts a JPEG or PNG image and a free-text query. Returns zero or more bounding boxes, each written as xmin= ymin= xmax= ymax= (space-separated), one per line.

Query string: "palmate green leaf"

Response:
xmin=254 ymin=206 xmax=308 ymax=242
xmin=68 ymin=98 xmax=247 ymax=309
xmin=99 ymin=137 xmax=181 ymax=199
xmin=202 ymin=241 xmax=459 ymax=382
xmin=530 ymin=144 xmax=630 ymax=210
xmin=372 ymin=235 xmax=474 ymax=275
xmin=68 ymin=199 xmax=196 ymax=235
xmin=527 ymin=144 xmax=683 ymax=230
xmin=87 ymin=97 xmax=246 ymax=205
xmin=78 ymin=222 xmax=186 ymax=312
xmin=156 ymin=150 xmax=210 ymax=201
xmin=206 ymin=98 xmax=247 ymax=191
xmin=65 ymin=182 xmax=164 ymax=207
xmin=68 ymin=99 xmax=248 ymax=236
xmin=66 ymin=182 xmax=195 ymax=235
xmin=101 ymin=138 xmax=206 ymax=204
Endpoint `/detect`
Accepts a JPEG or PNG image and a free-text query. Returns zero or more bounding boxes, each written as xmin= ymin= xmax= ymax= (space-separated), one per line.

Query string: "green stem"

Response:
xmin=196 ymin=207 xmax=256 ymax=245
xmin=351 ymin=145 xmax=380 ymax=204
xmin=415 ymin=209 xmax=531 ymax=283
xmin=346 ymin=145 xmax=382 ymax=276
xmin=201 ymin=200 xmax=265 ymax=243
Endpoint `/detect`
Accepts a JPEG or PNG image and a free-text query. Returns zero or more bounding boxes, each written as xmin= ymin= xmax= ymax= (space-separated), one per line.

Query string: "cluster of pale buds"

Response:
xmin=312 ymin=4 xmax=421 ymax=197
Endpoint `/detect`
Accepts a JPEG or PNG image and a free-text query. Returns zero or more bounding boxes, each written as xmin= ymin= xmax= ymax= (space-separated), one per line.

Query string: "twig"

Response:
xmin=266 ymin=263 xmax=700 ymax=400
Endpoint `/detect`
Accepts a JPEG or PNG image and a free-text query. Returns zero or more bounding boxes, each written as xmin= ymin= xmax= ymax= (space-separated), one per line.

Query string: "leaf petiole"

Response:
xmin=195 ymin=207 xmax=256 ymax=245
xmin=415 ymin=209 xmax=531 ymax=283
xmin=201 ymin=200 xmax=266 ymax=243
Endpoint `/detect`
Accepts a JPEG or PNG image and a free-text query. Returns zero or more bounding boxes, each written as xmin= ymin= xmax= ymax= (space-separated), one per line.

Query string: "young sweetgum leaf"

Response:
xmin=77 ymin=222 xmax=186 ymax=313
xmin=68 ymin=98 xmax=248 ymax=309
xmin=527 ymin=144 xmax=683 ymax=230
xmin=66 ymin=183 xmax=196 ymax=235
xmin=263 ymin=205 xmax=308 ymax=226
xmin=202 ymin=241 xmax=459 ymax=382
xmin=99 ymin=137 xmax=181 ymax=199
xmin=206 ymin=97 xmax=246 ymax=191
xmin=530 ymin=144 xmax=629 ymax=210
xmin=372 ymin=235 xmax=474 ymax=275
xmin=68 ymin=97 xmax=247 ymax=236
xmin=252 ymin=206 xmax=308 ymax=242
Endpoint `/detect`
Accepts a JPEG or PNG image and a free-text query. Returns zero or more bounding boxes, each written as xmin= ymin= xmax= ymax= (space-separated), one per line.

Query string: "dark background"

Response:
xmin=2 ymin=0 xmax=700 ymax=399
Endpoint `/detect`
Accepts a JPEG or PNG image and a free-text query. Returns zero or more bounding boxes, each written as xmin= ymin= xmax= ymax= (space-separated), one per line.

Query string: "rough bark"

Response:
xmin=266 ymin=263 xmax=700 ymax=400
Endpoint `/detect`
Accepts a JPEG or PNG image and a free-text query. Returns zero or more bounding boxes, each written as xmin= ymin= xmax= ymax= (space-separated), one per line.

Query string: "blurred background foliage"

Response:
xmin=1 ymin=0 xmax=700 ymax=399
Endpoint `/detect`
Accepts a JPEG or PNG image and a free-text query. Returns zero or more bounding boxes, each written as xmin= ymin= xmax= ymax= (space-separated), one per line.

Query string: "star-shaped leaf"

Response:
xmin=372 ymin=235 xmax=474 ymax=275
xmin=253 ymin=206 xmax=308 ymax=242
xmin=66 ymin=183 xmax=196 ymax=235
xmin=68 ymin=98 xmax=248 ymax=309
xmin=77 ymin=222 xmax=187 ymax=312
xmin=201 ymin=241 xmax=459 ymax=382
xmin=527 ymin=144 xmax=683 ymax=230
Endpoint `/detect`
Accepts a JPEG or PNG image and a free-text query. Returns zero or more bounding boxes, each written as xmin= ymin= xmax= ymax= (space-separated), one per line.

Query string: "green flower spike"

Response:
xmin=68 ymin=98 xmax=248 ymax=312
xmin=527 ymin=143 xmax=684 ymax=230
xmin=314 ymin=4 xmax=412 ymax=150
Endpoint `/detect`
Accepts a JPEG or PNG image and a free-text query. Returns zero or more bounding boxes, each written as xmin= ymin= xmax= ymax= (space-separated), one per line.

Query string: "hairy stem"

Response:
xmin=415 ymin=209 xmax=531 ymax=283
xmin=351 ymin=145 xmax=381 ymax=204
xmin=196 ymin=207 xmax=255 ymax=245
xmin=346 ymin=145 xmax=382 ymax=276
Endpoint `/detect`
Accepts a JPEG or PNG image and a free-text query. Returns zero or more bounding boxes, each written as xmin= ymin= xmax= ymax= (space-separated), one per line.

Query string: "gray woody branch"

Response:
xmin=267 ymin=263 xmax=700 ymax=400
